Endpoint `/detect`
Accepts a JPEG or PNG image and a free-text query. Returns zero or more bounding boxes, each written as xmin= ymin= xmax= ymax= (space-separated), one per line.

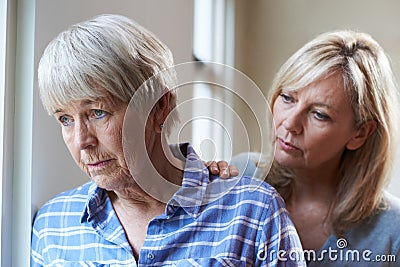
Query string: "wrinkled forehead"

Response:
xmin=53 ymin=95 xmax=124 ymax=114
xmin=47 ymin=84 xmax=125 ymax=114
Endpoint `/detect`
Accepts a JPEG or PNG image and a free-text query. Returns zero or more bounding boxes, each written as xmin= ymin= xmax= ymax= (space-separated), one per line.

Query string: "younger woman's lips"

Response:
xmin=277 ymin=138 xmax=300 ymax=151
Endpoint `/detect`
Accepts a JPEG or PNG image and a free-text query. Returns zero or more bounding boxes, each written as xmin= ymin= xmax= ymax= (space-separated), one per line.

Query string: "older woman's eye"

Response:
xmin=91 ymin=109 xmax=108 ymax=119
xmin=279 ymin=93 xmax=294 ymax=103
xmin=58 ymin=115 xmax=73 ymax=126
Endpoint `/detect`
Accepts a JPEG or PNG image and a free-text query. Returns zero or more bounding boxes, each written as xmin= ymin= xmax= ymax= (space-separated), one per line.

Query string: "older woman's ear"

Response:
xmin=346 ymin=120 xmax=377 ymax=150
xmin=153 ymin=91 xmax=171 ymax=133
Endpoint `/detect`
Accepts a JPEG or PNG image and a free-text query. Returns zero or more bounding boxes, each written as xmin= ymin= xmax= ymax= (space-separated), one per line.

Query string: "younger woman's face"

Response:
xmin=272 ymin=73 xmax=362 ymax=173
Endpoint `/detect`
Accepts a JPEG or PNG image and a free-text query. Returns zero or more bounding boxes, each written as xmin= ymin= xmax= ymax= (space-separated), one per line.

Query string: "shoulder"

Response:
xmin=384 ymin=191 xmax=400 ymax=211
xmin=344 ymin=192 xmax=400 ymax=254
xmin=220 ymin=176 xmax=302 ymax=262
xmin=233 ymin=175 xmax=281 ymax=199
xmin=231 ymin=152 xmax=263 ymax=165
xmin=356 ymin=192 xmax=400 ymax=233
xmin=231 ymin=152 xmax=269 ymax=179
xmin=367 ymin=192 xmax=400 ymax=226
xmin=319 ymin=196 xmax=400 ymax=266
xmin=208 ymin=176 xmax=286 ymax=215
xmin=202 ymin=176 xmax=292 ymax=231
xmin=377 ymin=192 xmax=400 ymax=225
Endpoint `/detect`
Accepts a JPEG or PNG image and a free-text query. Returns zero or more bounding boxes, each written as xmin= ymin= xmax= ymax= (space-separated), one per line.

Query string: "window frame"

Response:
xmin=1 ymin=0 xmax=36 ymax=266
xmin=192 ymin=0 xmax=235 ymax=161
xmin=0 ymin=0 xmax=12 ymax=265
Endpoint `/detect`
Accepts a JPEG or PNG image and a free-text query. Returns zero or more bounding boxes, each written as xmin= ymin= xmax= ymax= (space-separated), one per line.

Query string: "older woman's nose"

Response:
xmin=74 ymin=121 xmax=97 ymax=150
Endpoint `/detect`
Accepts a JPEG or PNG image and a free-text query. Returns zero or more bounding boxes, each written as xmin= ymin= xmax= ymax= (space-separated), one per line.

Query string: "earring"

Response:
xmin=160 ymin=123 xmax=165 ymax=129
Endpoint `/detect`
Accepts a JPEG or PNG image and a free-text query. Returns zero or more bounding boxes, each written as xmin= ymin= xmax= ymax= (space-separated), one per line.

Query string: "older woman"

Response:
xmin=220 ymin=30 xmax=400 ymax=266
xmin=31 ymin=14 xmax=305 ymax=266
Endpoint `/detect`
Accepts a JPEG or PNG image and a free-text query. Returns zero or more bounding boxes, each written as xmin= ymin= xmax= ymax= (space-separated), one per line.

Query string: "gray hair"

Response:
xmin=38 ymin=14 xmax=179 ymax=133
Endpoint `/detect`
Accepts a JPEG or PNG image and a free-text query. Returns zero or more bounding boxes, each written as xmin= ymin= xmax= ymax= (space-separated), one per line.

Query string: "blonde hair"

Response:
xmin=267 ymin=30 xmax=400 ymax=233
xmin=38 ymin=14 xmax=179 ymax=133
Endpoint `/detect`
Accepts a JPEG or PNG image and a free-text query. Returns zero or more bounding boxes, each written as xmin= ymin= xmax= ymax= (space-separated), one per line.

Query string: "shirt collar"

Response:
xmin=167 ymin=143 xmax=212 ymax=218
xmin=80 ymin=182 xmax=107 ymax=224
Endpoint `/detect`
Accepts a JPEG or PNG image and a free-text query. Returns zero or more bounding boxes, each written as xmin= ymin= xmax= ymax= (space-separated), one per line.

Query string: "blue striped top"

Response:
xmin=31 ymin=143 xmax=305 ymax=266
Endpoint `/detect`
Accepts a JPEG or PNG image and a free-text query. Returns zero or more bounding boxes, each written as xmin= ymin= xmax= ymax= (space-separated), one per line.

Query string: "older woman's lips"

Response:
xmin=278 ymin=138 xmax=300 ymax=152
xmin=87 ymin=159 xmax=112 ymax=169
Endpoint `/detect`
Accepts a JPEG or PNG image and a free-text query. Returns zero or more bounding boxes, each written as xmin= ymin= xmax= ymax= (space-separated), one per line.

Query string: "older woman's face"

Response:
xmin=272 ymin=73 xmax=360 ymax=173
xmin=53 ymin=93 xmax=132 ymax=191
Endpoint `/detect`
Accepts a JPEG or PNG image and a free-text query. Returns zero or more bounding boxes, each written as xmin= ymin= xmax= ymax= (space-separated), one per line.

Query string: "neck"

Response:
xmin=123 ymin=133 xmax=185 ymax=204
xmin=147 ymin=134 xmax=185 ymax=185
xmin=108 ymin=190 xmax=165 ymax=214
xmin=289 ymin=164 xmax=340 ymax=204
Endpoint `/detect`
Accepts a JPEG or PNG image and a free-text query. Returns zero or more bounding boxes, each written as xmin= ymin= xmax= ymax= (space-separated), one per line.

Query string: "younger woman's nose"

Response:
xmin=282 ymin=111 xmax=303 ymax=135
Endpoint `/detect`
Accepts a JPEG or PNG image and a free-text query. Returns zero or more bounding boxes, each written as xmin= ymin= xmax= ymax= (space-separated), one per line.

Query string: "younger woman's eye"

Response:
xmin=91 ymin=109 xmax=108 ymax=119
xmin=312 ymin=111 xmax=330 ymax=121
xmin=58 ymin=115 xmax=73 ymax=126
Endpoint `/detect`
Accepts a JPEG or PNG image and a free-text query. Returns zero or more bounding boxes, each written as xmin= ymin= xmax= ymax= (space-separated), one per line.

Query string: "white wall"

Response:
xmin=32 ymin=0 xmax=194 ymax=210
xmin=234 ymin=0 xmax=400 ymax=197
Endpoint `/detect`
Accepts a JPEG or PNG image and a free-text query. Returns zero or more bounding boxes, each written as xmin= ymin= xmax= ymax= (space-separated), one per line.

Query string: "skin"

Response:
xmin=54 ymin=96 xmax=133 ymax=192
xmin=272 ymin=73 xmax=365 ymax=178
xmin=208 ymin=161 xmax=238 ymax=178
xmin=53 ymin=88 xmax=184 ymax=259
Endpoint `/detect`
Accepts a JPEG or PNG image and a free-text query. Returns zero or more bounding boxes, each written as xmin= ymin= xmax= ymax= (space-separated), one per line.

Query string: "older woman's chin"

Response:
xmin=89 ymin=173 xmax=136 ymax=190
xmin=84 ymin=165 xmax=133 ymax=188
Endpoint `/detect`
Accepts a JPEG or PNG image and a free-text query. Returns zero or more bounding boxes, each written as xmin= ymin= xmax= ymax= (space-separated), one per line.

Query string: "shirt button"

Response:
xmin=147 ymin=253 xmax=155 ymax=260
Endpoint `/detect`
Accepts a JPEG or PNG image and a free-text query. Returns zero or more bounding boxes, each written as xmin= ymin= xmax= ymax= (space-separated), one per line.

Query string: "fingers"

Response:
xmin=206 ymin=161 xmax=219 ymax=174
xmin=217 ymin=161 xmax=229 ymax=178
xmin=206 ymin=161 xmax=239 ymax=179
xmin=228 ymin=165 xmax=239 ymax=177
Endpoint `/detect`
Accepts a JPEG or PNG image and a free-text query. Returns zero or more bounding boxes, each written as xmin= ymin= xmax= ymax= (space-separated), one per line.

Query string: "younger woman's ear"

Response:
xmin=346 ymin=120 xmax=377 ymax=150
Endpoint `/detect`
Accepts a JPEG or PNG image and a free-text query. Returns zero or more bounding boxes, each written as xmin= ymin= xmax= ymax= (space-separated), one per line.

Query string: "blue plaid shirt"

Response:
xmin=31 ymin=143 xmax=305 ymax=266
